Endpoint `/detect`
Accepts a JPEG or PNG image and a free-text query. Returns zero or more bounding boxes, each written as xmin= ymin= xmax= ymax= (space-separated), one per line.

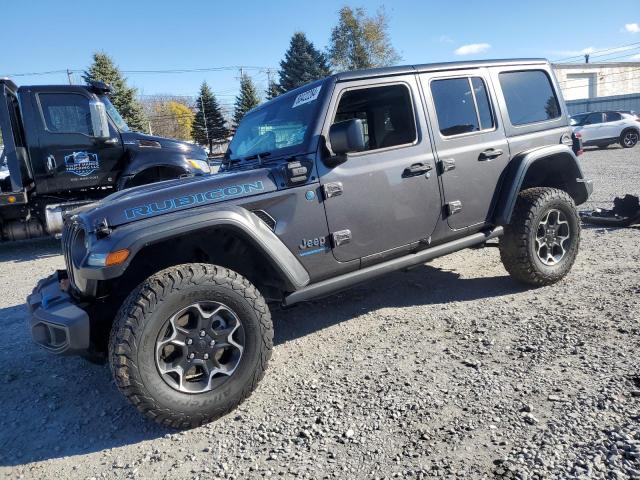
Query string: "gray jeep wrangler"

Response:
xmin=28 ymin=59 xmax=592 ymax=428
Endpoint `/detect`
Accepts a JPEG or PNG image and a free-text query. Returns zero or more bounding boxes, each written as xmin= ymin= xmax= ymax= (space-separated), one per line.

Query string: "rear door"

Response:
xmin=34 ymin=90 xmax=123 ymax=193
xmin=601 ymin=112 xmax=624 ymax=140
xmin=419 ymin=69 xmax=509 ymax=230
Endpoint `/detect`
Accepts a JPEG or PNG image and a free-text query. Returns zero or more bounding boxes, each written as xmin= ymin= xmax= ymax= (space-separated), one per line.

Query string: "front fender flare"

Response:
xmin=78 ymin=206 xmax=310 ymax=291
xmin=494 ymin=145 xmax=593 ymax=226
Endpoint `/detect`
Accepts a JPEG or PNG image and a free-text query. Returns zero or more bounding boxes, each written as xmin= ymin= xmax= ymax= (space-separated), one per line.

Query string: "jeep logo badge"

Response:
xmin=299 ymin=236 xmax=326 ymax=250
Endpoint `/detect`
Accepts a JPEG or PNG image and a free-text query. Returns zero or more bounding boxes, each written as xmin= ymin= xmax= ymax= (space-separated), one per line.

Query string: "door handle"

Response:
xmin=103 ymin=138 xmax=119 ymax=145
xmin=478 ymin=148 xmax=504 ymax=161
xmin=45 ymin=155 xmax=57 ymax=174
xmin=402 ymin=163 xmax=433 ymax=178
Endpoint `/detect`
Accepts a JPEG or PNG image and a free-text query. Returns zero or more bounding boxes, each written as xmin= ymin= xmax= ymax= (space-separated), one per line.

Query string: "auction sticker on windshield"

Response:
xmin=292 ymin=86 xmax=322 ymax=108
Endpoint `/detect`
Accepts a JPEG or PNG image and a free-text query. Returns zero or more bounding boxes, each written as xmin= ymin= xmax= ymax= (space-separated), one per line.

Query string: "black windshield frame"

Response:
xmin=226 ymin=79 xmax=328 ymax=162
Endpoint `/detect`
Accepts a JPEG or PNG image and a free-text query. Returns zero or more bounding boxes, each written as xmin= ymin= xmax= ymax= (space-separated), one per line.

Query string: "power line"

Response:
xmin=553 ymin=41 xmax=640 ymax=63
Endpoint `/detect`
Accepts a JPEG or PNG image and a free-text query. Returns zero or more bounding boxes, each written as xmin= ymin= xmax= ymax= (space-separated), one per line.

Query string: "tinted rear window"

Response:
xmin=499 ymin=70 xmax=560 ymax=126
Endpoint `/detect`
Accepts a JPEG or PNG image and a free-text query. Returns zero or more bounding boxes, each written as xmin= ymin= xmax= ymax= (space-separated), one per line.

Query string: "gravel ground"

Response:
xmin=0 ymin=146 xmax=638 ymax=480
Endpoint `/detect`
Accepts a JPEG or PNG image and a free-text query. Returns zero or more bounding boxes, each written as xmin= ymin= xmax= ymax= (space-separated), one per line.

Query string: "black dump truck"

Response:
xmin=28 ymin=59 xmax=591 ymax=428
xmin=0 ymin=78 xmax=210 ymax=241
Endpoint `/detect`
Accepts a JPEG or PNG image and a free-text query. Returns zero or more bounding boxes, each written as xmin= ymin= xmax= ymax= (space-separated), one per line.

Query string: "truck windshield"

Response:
xmin=100 ymin=95 xmax=130 ymax=132
xmin=226 ymin=83 xmax=323 ymax=161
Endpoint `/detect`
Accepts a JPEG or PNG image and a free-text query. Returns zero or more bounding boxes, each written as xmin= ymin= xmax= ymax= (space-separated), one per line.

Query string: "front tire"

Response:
xmin=499 ymin=188 xmax=580 ymax=286
xmin=109 ymin=264 xmax=273 ymax=428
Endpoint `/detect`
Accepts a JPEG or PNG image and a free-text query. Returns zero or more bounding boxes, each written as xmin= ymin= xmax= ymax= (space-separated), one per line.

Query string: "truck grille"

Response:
xmin=62 ymin=220 xmax=83 ymax=291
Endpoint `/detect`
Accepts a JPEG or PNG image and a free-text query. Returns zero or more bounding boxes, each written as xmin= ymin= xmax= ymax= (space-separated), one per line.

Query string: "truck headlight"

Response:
xmin=187 ymin=159 xmax=211 ymax=173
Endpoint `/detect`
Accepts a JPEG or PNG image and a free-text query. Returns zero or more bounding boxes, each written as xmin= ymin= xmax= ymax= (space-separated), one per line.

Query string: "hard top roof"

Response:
xmin=332 ymin=58 xmax=549 ymax=82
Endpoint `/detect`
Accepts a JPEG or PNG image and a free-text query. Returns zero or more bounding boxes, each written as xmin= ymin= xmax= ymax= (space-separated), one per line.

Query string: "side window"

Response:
xmin=430 ymin=76 xmax=495 ymax=137
xmin=39 ymin=93 xmax=93 ymax=135
xmin=333 ymin=84 xmax=416 ymax=151
xmin=585 ymin=113 xmax=604 ymax=125
xmin=605 ymin=112 xmax=621 ymax=122
xmin=499 ymin=70 xmax=561 ymax=126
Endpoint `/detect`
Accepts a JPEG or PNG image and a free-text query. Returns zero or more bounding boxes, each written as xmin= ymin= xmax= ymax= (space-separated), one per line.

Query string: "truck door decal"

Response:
xmin=64 ymin=151 xmax=100 ymax=177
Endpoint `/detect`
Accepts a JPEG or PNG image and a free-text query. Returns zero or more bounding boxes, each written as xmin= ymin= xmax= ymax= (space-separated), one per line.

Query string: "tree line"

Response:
xmin=84 ymin=6 xmax=399 ymax=153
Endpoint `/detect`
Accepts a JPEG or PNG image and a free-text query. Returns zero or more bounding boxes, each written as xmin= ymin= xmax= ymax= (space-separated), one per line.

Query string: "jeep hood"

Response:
xmin=78 ymin=168 xmax=277 ymax=230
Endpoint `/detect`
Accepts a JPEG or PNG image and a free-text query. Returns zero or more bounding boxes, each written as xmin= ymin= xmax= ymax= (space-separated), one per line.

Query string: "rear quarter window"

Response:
xmin=499 ymin=70 xmax=560 ymax=126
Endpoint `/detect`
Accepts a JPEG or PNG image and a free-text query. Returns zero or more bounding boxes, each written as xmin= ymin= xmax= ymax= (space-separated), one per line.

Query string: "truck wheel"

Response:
xmin=499 ymin=187 xmax=580 ymax=286
xmin=109 ymin=263 xmax=273 ymax=428
xmin=620 ymin=129 xmax=639 ymax=148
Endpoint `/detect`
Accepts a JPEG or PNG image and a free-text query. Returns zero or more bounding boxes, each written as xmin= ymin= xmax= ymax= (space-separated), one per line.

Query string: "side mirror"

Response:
xmin=89 ymin=100 xmax=110 ymax=139
xmin=329 ymin=119 xmax=366 ymax=156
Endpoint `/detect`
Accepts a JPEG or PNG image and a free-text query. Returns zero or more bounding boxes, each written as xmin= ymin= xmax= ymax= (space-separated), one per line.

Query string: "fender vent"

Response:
xmin=252 ymin=210 xmax=276 ymax=230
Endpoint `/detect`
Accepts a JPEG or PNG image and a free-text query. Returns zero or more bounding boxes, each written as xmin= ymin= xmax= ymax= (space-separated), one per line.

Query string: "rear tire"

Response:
xmin=620 ymin=129 xmax=639 ymax=148
xmin=108 ymin=263 xmax=273 ymax=428
xmin=499 ymin=188 xmax=580 ymax=286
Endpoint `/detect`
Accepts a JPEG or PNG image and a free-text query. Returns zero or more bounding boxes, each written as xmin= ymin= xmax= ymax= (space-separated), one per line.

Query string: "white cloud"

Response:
xmin=625 ymin=23 xmax=640 ymax=33
xmin=454 ymin=43 xmax=491 ymax=56
xmin=439 ymin=35 xmax=454 ymax=44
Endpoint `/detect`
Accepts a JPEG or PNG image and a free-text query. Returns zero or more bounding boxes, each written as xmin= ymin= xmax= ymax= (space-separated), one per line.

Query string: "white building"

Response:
xmin=553 ymin=63 xmax=640 ymax=101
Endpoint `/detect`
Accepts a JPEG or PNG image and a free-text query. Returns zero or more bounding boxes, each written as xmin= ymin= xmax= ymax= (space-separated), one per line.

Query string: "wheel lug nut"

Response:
xmin=203 ymin=353 xmax=209 ymax=360
xmin=186 ymin=338 xmax=193 ymax=345
xmin=209 ymin=340 xmax=215 ymax=347
xmin=189 ymin=353 xmax=195 ymax=359
xmin=199 ymin=330 xmax=206 ymax=337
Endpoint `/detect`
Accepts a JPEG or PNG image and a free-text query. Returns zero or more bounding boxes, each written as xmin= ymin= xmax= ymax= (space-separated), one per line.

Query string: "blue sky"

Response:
xmin=1 ymin=0 xmax=639 ymax=113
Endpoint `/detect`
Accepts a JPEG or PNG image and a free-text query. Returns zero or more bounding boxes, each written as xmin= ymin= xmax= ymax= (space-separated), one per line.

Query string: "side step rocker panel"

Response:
xmin=283 ymin=227 xmax=504 ymax=306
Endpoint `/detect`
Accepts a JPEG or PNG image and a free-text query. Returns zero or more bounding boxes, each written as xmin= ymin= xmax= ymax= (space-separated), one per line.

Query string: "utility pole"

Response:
xmin=201 ymin=96 xmax=211 ymax=155
xmin=584 ymin=54 xmax=590 ymax=64
xmin=66 ymin=69 xmax=73 ymax=85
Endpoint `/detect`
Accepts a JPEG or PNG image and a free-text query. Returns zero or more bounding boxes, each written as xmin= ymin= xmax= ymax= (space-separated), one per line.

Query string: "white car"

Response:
xmin=570 ymin=111 xmax=640 ymax=149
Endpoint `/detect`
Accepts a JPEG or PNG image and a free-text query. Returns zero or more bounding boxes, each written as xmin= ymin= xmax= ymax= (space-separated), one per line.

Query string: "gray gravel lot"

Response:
xmin=0 ymin=146 xmax=638 ymax=479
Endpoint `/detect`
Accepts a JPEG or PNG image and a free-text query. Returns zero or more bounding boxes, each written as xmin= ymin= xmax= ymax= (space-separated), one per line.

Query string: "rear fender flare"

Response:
xmin=79 ymin=206 xmax=310 ymax=291
xmin=494 ymin=145 xmax=592 ymax=226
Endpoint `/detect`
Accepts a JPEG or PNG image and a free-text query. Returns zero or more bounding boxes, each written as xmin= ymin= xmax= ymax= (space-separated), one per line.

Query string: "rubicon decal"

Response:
xmin=124 ymin=181 xmax=265 ymax=219
xmin=64 ymin=151 xmax=100 ymax=177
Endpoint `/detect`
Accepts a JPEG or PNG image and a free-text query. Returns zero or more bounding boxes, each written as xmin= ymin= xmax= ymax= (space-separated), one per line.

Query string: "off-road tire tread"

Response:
xmin=499 ymin=187 xmax=580 ymax=286
xmin=108 ymin=263 xmax=273 ymax=429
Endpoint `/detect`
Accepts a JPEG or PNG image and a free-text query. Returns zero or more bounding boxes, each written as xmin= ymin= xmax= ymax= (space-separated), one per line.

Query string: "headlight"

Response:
xmin=187 ymin=159 xmax=211 ymax=174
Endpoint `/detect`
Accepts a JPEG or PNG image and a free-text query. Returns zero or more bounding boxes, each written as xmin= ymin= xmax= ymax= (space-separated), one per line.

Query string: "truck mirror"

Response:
xmin=89 ymin=100 xmax=110 ymax=139
xmin=329 ymin=119 xmax=366 ymax=156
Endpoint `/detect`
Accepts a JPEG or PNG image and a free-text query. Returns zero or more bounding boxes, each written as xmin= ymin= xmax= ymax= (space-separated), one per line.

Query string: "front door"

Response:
xmin=419 ymin=69 xmax=509 ymax=230
xmin=578 ymin=112 xmax=605 ymax=143
xmin=318 ymin=76 xmax=442 ymax=262
xmin=34 ymin=91 xmax=123 ymax=193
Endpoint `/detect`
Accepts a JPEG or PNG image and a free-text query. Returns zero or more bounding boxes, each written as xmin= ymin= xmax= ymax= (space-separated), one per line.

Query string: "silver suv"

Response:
xmin=570 ymin=111 xmax=640 ymax=149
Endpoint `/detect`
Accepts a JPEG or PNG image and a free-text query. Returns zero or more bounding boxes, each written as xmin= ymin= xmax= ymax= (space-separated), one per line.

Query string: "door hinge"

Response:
xmin=323 ymin=182 xmax=343 ymax=199
xmin=439 ymin=158 xmax=456 ymax=173
xmin=332 ymin=229 xmax=352 ymax=247
xmin=446 ymin=200 xmax=463 ymax=216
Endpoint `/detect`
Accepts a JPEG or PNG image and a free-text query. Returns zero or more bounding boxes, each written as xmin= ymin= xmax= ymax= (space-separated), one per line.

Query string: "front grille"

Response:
xmin=61 ymin=220 xmax=83 ymax=291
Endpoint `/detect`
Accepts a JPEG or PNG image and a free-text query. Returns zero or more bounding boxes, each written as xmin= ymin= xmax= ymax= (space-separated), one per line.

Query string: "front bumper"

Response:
xmin=27 ymin=271 xmax=90 ymax=355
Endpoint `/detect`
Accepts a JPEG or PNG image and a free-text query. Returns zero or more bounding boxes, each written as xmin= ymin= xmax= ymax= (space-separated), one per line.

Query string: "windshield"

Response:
xmin=100 ymin=95 xmax=130 ymax=132
xmin=226 ymin=83 xmax=323 ymax=161
xmin=570 ymin=114 xmax=588 ymax=126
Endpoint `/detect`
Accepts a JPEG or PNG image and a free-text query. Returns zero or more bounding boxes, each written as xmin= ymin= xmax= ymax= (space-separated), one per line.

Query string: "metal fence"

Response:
xmin=565 ymin=93 xmax=640 ymax=115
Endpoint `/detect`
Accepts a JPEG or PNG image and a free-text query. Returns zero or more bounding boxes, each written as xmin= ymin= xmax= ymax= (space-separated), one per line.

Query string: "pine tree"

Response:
xmin=191 ymin=82 xmax=228 ymax=154
xmin=84 ymin=52 xmax=149 ymax=132
xmin=278 ymin=32 xmax=331 ymax=93
xmin=328 ymin=7 xmax=401 ymax=72
xmin=233 ymin=74 xmax=261 ymax=128
xmin=266 ymin=80 xmax=281 ymax=100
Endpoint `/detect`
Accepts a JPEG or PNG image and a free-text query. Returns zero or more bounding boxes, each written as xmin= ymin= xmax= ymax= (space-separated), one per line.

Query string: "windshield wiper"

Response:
xmin=242 ymin=151 xmax=272 ymax=163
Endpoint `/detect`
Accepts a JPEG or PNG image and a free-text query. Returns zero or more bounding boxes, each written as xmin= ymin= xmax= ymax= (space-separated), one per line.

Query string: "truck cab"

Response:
xmin=0 ymin=78 xmax=210 ymax=241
